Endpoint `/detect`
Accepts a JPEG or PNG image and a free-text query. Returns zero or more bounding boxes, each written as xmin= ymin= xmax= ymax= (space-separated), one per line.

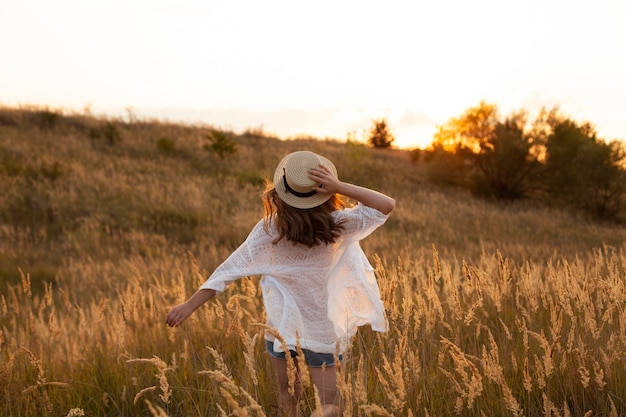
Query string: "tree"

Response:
xmin=542 ymin=118 xmax=626 ymax=219
xmin=424 ymin=101 xmax=626 ymax=219
xmin=473 ymin=111 xmax=543 ymax=199
xmin=433 ymin=101 xmax=498 ymax=153
xmin=367 ymin=118 xmax=395 ymax=148
xmin=430 ymin=102 xmax=541 ymax=199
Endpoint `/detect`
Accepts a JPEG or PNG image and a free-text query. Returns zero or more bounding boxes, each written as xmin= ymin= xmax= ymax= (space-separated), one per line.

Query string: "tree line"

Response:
xmin=399 ymin=102 xmax=626 ymax=221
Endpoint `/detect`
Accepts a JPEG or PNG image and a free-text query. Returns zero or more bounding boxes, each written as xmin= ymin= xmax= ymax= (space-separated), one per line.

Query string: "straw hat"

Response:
xmin=273 ymin=151 xmax=338 ymax=209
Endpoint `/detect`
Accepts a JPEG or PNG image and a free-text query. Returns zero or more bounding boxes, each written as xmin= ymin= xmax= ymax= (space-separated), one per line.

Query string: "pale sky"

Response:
xmin=1 ymin=0 xmax=625 ymax=148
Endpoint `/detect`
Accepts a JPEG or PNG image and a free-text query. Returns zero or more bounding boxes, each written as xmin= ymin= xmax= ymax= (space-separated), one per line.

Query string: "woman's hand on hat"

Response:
xmin=309 ymin=164 xmax=340 ymax=194
xmin=310 ymin=162 xmax=396 ymax=214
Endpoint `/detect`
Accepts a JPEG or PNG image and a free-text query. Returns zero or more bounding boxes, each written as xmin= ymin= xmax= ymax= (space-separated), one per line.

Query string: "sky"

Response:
xmin=1 ymin=0 xmax=625 ymax=149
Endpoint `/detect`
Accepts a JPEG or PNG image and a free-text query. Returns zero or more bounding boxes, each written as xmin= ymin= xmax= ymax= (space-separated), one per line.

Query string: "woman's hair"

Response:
xmin=263 ymin=183 xmax=346 ymax=247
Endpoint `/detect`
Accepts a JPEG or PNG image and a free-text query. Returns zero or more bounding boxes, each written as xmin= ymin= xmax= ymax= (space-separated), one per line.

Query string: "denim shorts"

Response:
xmin=265 ymin=339 xmax=341 ymax=368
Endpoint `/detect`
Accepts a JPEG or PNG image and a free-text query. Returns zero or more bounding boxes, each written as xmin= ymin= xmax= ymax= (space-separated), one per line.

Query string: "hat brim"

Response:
xmin=273 ymin=152 xmax=337 ymax=209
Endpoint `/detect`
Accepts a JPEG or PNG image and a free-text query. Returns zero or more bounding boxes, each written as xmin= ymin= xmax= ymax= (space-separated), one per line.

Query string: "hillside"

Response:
xmin=1 ymin=106 xmax=625 ymax=293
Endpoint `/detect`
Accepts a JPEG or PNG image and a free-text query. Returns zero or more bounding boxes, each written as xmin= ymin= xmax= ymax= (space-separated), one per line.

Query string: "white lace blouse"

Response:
xmin=200 ymin=203 xmax=390 ymax=354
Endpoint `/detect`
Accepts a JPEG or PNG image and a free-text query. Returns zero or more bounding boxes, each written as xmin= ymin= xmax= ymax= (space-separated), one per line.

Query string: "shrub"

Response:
xmin=157 ymin=137 xmax=176 ymax=155
xmin=204 ymin=130 xmax=237 ymax=158
xmin=29 ymin=109 xmax=61 ymax=130
xmin=0 ymin=109 xmax=19 ymax=127
xmin=89 ymin=122 xmax=122 ymax=145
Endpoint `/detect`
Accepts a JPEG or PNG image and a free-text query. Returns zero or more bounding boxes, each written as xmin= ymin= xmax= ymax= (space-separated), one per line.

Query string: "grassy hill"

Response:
xmin=1 ymin=106 xmax=626 ymax=416
xmin=1 ymin=106 xmax=623 ymax=291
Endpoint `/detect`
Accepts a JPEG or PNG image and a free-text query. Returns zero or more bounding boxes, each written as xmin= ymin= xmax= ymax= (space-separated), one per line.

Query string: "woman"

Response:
xmin=166 ymin=150 xmax=395 ymax=416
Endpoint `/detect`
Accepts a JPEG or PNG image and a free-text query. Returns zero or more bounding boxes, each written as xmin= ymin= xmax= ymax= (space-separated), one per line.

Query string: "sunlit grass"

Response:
xmin=1 ymin=106 xmax=626 ymax=416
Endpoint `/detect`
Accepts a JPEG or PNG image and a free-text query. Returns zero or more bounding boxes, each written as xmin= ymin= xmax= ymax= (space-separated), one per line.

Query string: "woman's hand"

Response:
xmin=166 ymin=288 xmax=216 ymax=327
xmin=308 ymin=164 xmax=342 ymax=194
xmin=166 ymin=302 xmax=194 ymax=327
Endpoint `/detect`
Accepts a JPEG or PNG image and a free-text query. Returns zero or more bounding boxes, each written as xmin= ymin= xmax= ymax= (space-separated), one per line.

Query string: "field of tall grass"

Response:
xmin=1 ymin=106 xmax=626 ymax=416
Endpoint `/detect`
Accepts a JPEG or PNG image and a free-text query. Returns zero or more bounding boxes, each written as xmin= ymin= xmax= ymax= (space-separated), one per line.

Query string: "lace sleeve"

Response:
xmin=336 ymin=203 xmax=390 ymax=243
xmin=199 ymin=220 xmax=265 ymax=293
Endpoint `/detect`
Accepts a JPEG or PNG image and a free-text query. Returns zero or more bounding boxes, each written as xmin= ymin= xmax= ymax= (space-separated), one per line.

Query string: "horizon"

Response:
xmin=1 ymin=0 xmax=625 ymax=149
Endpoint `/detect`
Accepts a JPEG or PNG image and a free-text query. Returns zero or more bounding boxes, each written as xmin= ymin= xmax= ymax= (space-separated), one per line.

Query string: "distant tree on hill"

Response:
xmin=367 ymin=118 xmax=395 ymax=149
xmin=541 ymin=115 xmax=626 ymax=219
xmin=431 ymin=102 xmax=542 ymax=199
xmin=474 ymin=111 xmax=543 ymax=199
xmin=433 ymin=101 xmax=497 ymax=153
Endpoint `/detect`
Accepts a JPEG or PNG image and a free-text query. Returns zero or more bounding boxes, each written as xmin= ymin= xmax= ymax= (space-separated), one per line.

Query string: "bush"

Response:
xmin=204 ymin=130 xmax=237 ymax=158
xmin=89 ymin=122 xmax=122 ymax=145
xmin=423 ymin=144 xmax=472 ymax=186
xmin=0 ymin=109 xmax=19 ymax=127
xmin=157 ymin=137 xmax=176 ymax=155
xmin=367 ymin=118 xmax=395 ymax=148
xmin=31 ymin=110 xmax=61 ymax=129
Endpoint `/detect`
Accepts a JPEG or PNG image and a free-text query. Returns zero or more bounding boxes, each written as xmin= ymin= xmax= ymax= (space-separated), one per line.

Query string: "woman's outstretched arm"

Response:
xmin=166 ymin=288 xmax=216 ymax=327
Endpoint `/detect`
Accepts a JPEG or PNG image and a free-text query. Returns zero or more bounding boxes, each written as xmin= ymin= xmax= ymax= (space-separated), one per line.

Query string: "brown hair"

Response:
xmin=262 ymin=183 xmax=346 ymax=247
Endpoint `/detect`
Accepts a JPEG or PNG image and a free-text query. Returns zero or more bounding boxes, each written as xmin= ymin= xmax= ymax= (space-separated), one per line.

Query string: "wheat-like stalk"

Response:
xmin=127 ymin=355 xmax=174 ymax=405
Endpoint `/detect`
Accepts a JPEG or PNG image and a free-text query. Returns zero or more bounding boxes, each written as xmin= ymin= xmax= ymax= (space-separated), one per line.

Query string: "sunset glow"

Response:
xmin=1 ymin=0 xmax=625 ymax=149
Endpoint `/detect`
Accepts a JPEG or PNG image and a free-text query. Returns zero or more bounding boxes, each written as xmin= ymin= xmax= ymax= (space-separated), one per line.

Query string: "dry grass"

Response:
xmin=1 ymin=106 xmax=626 ymax=416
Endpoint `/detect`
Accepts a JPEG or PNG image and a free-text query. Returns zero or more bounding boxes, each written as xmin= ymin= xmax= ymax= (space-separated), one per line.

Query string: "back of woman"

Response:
xmin=166 ymin=150 xmax=395 ymax=417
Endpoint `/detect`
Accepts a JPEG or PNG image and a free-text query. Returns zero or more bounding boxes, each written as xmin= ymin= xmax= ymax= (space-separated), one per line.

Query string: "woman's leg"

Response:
xmin=269 ymin=356 xmax=302 ymax=416
xmin=308 ymin=366 xmax=340 ymax=417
